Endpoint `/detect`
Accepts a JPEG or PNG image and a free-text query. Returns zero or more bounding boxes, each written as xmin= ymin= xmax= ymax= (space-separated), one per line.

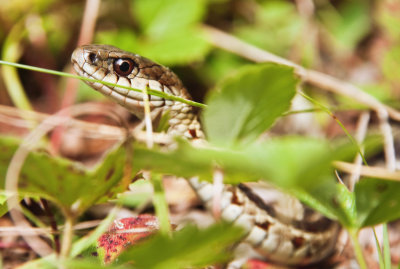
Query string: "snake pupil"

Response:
xmin=114 ymin=58 xmax=135 ymax=76
xmin=120 ymin=62 xmax=130 ymax=71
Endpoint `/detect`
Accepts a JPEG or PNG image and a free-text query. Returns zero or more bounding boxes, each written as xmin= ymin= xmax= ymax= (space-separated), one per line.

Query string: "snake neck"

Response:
xmin=165 ymin=102 xmax=205 ymax=140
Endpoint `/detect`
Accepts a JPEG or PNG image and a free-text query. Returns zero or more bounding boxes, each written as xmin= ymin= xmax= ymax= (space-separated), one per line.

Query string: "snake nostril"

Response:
xmin=88 ymin=53 xmax=97 ymax=64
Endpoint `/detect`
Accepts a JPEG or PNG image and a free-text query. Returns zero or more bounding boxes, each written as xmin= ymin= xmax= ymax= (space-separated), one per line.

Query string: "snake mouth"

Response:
xmin=71 ymin=45 xmax=171 ymax=114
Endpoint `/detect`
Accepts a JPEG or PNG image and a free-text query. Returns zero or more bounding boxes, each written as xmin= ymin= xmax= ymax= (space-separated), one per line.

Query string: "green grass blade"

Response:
xmin=0 ymin=60 xmax=206 ymax=109
xmin=383 ymin=224 xmax=391 ymax=269
xmin=373 ymin=227 xmax=385 ymax=269
xmin=152 ymin=173 xmax=171 ymax=235
xmin=349 ymin=229 xmax=368 ymax=269
xmin=299 ymin=91 xmax=368 ymax=166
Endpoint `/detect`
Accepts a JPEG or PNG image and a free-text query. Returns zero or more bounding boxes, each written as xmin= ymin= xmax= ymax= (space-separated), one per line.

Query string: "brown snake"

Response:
xmin=71 ymin=45 xmax=340 ymax=266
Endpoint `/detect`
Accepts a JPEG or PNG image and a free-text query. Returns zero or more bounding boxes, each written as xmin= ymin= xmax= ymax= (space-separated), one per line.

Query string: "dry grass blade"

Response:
xmin=0 ymin=104 xmax=173 ymax=144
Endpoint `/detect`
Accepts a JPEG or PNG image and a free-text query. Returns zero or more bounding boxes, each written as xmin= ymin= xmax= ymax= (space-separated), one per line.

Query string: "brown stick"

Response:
xmin=202 ymin=25 xmax=400 ymax=121
xmin=334 ymin=161 xmax=400 ymax=182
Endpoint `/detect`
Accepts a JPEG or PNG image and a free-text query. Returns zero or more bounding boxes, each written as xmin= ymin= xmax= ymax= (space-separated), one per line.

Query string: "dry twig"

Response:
xmin=334 ymin=161 xmax=400 ymax=182
xmin=348 ymin=112 xmax=370 ymax=190
xmin=203 ymin=25 xmax=400 ymax=121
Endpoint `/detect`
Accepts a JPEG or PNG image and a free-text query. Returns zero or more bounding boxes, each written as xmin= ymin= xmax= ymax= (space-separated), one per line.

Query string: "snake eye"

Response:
xmin=114 ymin=58 xmax=135 ymax=76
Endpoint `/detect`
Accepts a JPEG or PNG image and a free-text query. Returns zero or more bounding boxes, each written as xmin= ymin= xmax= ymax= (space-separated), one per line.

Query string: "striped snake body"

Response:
xmin=71 ymin=45 xmax=340 ymax=266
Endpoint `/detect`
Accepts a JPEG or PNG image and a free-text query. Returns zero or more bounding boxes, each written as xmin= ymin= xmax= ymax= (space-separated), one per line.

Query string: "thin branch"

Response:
xmin=54 ymin=0 xmax=101 ymax=154
xmin=0 ymin=220 xmax=103 ymax=237
xmin=202 ymin=25 xmax=400 ymax=121
xmin=334 ymin=161 xmax=400 ymax=182
xmin=0 ymin=226 xmax=52 ymax=237
xmin=76 ymin=0 xmax=100 ymax=46
xmin=348 ymin=112 xmax=370 ymax=191
xmin=377 ymin=109 xmax=396 ymax=171
xmin=61 ymin=0 xmax=100 ymax=109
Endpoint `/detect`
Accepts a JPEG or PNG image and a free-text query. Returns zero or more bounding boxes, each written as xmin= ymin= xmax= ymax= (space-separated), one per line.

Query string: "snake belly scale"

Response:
xmin=71 ymin=44 xmax=340 ymax=266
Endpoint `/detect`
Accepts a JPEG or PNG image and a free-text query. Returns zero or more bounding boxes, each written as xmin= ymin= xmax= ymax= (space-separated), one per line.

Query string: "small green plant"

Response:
xmin=1 ymin=0 xmax=399 ymax=268
xmin=0 ymin=61 xmax=398 ymax=268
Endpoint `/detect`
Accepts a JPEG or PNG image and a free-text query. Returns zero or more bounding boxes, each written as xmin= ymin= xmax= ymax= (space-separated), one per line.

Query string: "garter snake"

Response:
xmin=71 ymin=44 xmax=340 ymax=266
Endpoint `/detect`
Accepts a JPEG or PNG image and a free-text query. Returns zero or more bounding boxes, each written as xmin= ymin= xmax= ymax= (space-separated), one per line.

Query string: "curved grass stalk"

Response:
xmin=299 ymin=91 xmax=368 ymax=166
xmin=1 ymin=23 xmax=33 ymax=111
xmin=0 ymin=60 xmax=206 ymax=109
xmin=349 ymin=229 xmax=368 ymax=269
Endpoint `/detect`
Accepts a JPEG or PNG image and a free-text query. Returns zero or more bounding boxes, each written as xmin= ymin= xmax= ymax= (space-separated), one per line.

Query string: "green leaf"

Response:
xmin=319 ymin=1 xmax=371 ymax=51
xmin=62 ymin=258 xmax=112 ymax=269
xmin=116 ymin=223 xmax=244 ymax=269
xmin=0 ymin=136 xmax=133 ymax=214
xmin=203 ymin=63 xmax=298 ymax=146
xmin=125 ymin=0 xmax=210 ymax=65
xmin=131 ymin=137 xmax=347 ymax=187
xmin=96 ymin=27 xmax=210 ymax=66
xmin=18 ymin=256 xmax=127 ymax=269
xmin=382 ymin=47 xmax=400 ymax=85
xmin=237 ymin=138 xmax=356 ymax=227
xmin=235 ymin=1 xmax=303 ymax=56
xmin=95 ymin=29 xmax=139 ymax=54
xmin=355 ymin=178 xmax=400 ymax=227
xmin=115 ymin=179 xmax=153 ymax=208
xmin=131 ymin=137 xmax=356 ymax=225
xmin=138 ymin=29 xmax=210 ymax=66
xmin=0 ymin=192 xmax=8 ymax=217
xmin=132 ymin=0 xmax=205 ymax=38
xmin=15 ymin=255 xmax=57 ymax=269
xmin=377 ymin=2 xmax=400 ymax=40
xmin=132 ymin=139 xmax=215 ymax=181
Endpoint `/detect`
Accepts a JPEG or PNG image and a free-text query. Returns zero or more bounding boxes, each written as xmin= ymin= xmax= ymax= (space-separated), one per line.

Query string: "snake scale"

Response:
xmin=71 ymin=45 xmax=340 ymax=266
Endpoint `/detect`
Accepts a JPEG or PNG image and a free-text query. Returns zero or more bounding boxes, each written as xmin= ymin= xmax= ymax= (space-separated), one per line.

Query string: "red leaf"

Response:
xmin=97 ymin=215 xmax=159 ymax=263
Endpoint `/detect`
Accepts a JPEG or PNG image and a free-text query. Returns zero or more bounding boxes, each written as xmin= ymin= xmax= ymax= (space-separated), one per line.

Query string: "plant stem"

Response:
xmin=373 ymin=227 xmax=384 ymax=269
xmin=300 ymin=91 xmax=368 ymax=165
xmin=349 ymin=229 xmax=368 ymax=269
xmin=41 ymin=199 xmax=60 ymax=254
xmin=383 ymin=224 xmax=391 ymax=269
xmin=202 ymin=25 xmax=400 ymax=121
xmin=151 ymin=174 xmax=171 ymax=235
xmin=60 ymin=214 xmax=75 ymax=261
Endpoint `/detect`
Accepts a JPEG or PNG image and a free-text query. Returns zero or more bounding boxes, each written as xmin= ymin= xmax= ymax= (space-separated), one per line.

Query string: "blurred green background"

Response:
xmin=1 ymin=2 xmax=400 ymax=268
xmin=0 ymin=0 xmax=399 ymax=113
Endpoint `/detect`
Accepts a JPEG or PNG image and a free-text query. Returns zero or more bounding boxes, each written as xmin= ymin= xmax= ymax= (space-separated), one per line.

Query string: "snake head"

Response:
xmin=72 ymin=44 xmax=203 ymax=138
xmin=71 ymin=44 xmax=190 ymax=118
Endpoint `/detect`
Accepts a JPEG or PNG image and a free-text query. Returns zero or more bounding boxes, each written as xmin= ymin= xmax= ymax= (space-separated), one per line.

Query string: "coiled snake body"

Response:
xmin=71 ymin=45 xmax=340 ymax=266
